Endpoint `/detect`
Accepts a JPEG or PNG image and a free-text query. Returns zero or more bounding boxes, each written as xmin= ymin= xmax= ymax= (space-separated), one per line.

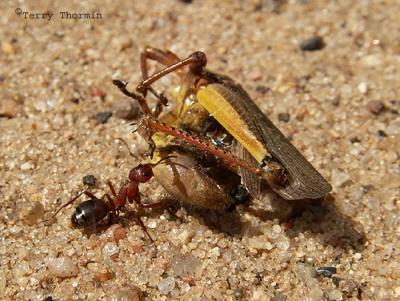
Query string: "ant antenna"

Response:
xmin=44 ymin=191 xmax=85 ymax=222
xmin=150 ymin=155 xmax=178 ymax=167
xmin=118 ymin=138 xmax=136 ymax=158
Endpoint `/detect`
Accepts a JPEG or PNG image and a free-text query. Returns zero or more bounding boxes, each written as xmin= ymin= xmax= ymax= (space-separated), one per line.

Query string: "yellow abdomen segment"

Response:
xmin=197 ymin=86 xmax=267 ymax=163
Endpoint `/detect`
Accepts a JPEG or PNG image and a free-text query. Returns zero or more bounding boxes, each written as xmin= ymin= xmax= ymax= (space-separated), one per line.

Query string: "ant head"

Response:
xmin=129 ymin=164 xmax=154 ymax=183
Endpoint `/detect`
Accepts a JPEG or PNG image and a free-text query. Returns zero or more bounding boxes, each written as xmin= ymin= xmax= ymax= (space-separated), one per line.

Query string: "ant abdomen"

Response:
xmin=71 ymin=197 xmax=109 ymax=227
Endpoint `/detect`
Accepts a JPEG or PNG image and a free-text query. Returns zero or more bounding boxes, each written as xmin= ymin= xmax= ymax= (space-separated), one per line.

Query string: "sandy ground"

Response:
xmin=1 ymin=1 xmax=399 ymax=300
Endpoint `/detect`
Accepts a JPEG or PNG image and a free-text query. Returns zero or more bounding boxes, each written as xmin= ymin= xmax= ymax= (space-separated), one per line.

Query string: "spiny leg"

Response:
xmin=112 ymin=80 xmax=151 ymax=115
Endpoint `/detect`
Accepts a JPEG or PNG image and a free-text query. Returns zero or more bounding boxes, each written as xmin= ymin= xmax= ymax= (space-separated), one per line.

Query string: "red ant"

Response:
xmin=46 ymin=156 xmax=175 ymax=241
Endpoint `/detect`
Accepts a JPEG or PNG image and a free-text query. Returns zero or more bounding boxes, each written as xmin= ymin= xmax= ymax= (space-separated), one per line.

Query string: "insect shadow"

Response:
xmin=243 ymin=193 xmax=366 ymax=253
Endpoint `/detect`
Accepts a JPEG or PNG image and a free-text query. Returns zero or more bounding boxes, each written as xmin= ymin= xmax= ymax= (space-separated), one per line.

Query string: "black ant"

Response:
xmin=46 ymin=156 xmax=175 ymax=241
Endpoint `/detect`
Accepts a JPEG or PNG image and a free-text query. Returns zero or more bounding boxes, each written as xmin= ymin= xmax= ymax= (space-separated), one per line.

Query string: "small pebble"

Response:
xmin=234 ymin=288 xmax=243 ymax=300
xmin=0 ymin=99 xmax=23 ymax=118
xmin=88 ymin=263 xmax=114 ymax=281
xmin=2 ymin=41 xmax=16 ymax=54
xmin=316 ymin=266 xmax=337 ymax=278
xmin=309 ymin=285 xmax=324 ymax=301
xmin=108 ymin=286 xmax=143 ymax=301
xmin=349 ymin=136 xmax=361 ymax=143
xmin=358 ymin=82 xmax=368 ymax=94
xmin=89 ymin=86 xmax=106 ymax=99
xmin=272 ymin=224 xmax=282 ymax=234
xmin=102 ymin=242 xmax=119 ymax=257
xmin=376 ymin=130 xmax=387 ymax=137
xmin=158 ymin=277 xmax=175 ymax=295
xmin=294 ymin=263 xmax=317 ymax=286
xmin=331 ymin=169 xmax=350 ymax=187
xmin=20 ymin=201 xmax=45 ymax=225
xmin=171 ymin=254 xmax=201 ymax=278
xmin=101 ymin=224 xmax=127 ymax=243
xmin=271 ymin=294 xmax=287 ymax=301
xmin=277 ymin=113 xmax=290 ymax=122
xmin=249 ymin=70 xmax=262 ymax=81
xmin=300 ymin=36 xmax=325 ymax=51
xmin=255 ymin=85 xmax=270 ymax=94
xmin=248 ymin=236 xmax=273 ymax=250
xmin=47 ymin=256 xmax=78 ymax=278
xmin=367 ymin=100 xmax=385 ymax=115
xmin=327 ymin=289 xmax=343 ymax=301
xmin=44 ymin=296 xmax=54 ymax=301
xmin=91 ymin=111 xmax=112 ymax=124
xmin=21 ymin=162 xmax=34 ymax=170
xmin=82 ymin=174 xmax=97 ymax=186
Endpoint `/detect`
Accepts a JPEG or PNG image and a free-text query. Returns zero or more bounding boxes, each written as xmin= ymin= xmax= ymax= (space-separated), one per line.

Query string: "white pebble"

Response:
xmin=47 ymin=256 xmax=78 ymax=278
xmin=248 ymin=236 xmax=273 ymax=250
xmin=21 ymin=162 xmax=34 ymax=170
xmin=358 ymin=82 xmax=368 ymax=94
xmin=272 ymin=225 xmax=282 ymax=234
xmin=158 ymin=277 xmax=175 ymax=294
xmin=13 ymin=262 xmax=31 ymax=277
xmin=276 ymin=238 xmax=290 ymax=251
xmin=102 ymin=242 xmax=119 ymax=257
xmin=331 ymin=169 xmax=350 ymax=187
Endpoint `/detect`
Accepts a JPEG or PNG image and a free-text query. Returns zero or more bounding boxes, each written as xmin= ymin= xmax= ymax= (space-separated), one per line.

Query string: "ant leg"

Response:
xmin=106 ymin=180 xmax=118 ymax=197
xmin=132 ymin=211 xmax=154 ymax=242
xmin=103 ymin=193 xmax=118 ymax=225
xmin=136 ymin=51 xmax=207 ymax=95
xmin=44 ymin=191 xmax=85 ymax=222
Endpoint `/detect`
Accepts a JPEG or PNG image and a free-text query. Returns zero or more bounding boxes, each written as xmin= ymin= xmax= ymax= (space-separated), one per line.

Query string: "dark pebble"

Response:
xmin=256 ymin=85 xmax=270 ymax=94
xmin=234 ymin=288 xmax=243 ymax=300
xmin=92 ymin=111 xmax=112 ymax=124
xmin=44 ymin=297 xmax=53 ymax=301
xmin=361 ymin=184 xmax=374 ymax=193
xmin=316 ymin=266 xmax=337 ymax=278
xmin=278 ymin=112 xmax=290 ymax=122
xmin=367 ymin=100 xmax=385 ymax=115
xmin=300 ymin=36 xmax=325 ymax=51
xmin=83 ymin=175 xmax=96 ymax=186
xmin=376 ymin=130 xmax=387 ymax=137
xmin=349 ymin=136 xmax=361 ymax=143
xmin=271 ymin=293 xmax=288 ymax=301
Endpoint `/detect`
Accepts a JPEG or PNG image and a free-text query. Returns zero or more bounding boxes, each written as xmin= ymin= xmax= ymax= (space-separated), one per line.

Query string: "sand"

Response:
xmin=1 ymin=1 xmax=399 ymax=300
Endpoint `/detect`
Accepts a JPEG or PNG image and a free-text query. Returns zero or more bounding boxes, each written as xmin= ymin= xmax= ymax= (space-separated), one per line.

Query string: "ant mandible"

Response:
xmin=46 ymin=156 xmax=175 ymax=241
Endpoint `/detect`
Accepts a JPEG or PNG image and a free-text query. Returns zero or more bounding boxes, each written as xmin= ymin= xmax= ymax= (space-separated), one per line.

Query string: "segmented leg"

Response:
xmin=136 ymin=51 xmax=207 ymax=95
xmin=140 ymin=46 xmax=181 ymax=80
